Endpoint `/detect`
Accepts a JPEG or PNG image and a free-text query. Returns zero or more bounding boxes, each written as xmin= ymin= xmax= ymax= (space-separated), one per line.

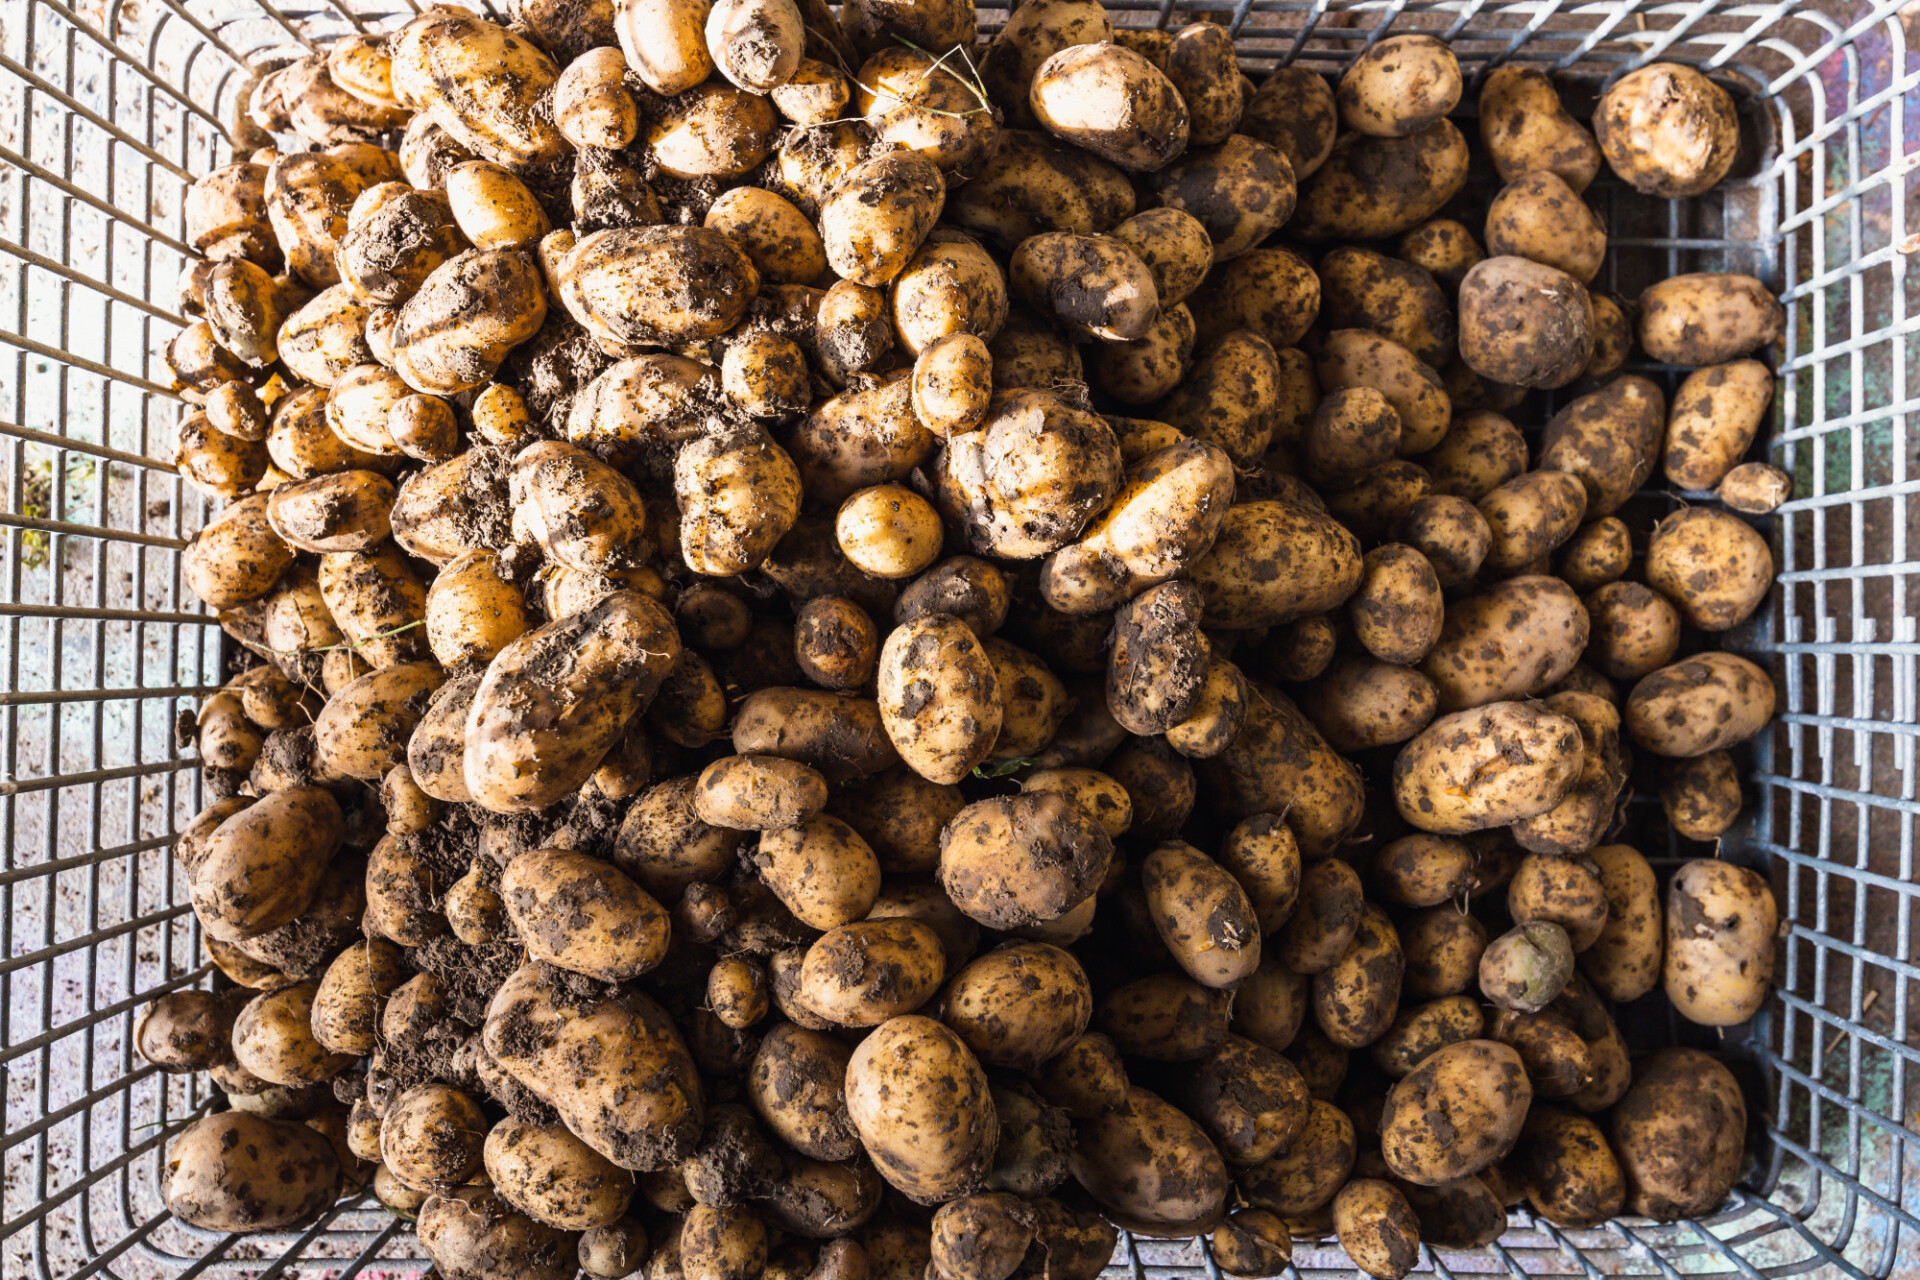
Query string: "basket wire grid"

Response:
xmin=0 ymin=0 xmax=1914 ymax=1276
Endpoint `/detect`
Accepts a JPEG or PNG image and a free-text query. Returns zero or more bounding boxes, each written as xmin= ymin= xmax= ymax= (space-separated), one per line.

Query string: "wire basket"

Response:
xmin=1 ymin=0 xmax=1914 ymax=1276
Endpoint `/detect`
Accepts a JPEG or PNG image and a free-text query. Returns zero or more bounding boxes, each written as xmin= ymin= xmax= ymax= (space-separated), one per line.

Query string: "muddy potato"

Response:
xmin=1302 ymin=656 xmax=1435 ymax=756
xmin=405 ymin=673 xmax=479 ymax=804
xmin=1090 ymin=302 xmax=1194 ymax=404
xmin=1594 ymin=62 xmax=1739 ymax=198
xmin=845 ymin=1015 xmax=997 ymax=1204
xmin=1419 ymin=409 xmax=1527 ymax=501
xmin=1510 ymin=1106 xmax=1624 ymax=1228
xmin=1237 ymin=67 xmax=1334 ymax=182
xmin=1104 ymin=581 xmax=1208 ymax=735
xmin=389 ymin=247 xmax=547 ymax=395
xmin=312 ymin=661 xmax=444 ymax=781
xmin=792 ymin=598 xmax=880 ymax=691
xmin=1370 ymin=995 xmax=1485 ymax=1079
xmin=1475 ymin=64 xmax=1601 ymax=190
xmin=1152 ymin=135 xmax=1296 ymax=263
xmin=310 ymin=938 xmax=408 ymax=1055
xmin=182 ymin=493 xmax=294 ymax=612
xmin=789 ymin=374 xmax=931 ymax=507
xmin=691 ymin=754 xmax=828 ymax=832
xmin=817 ymin=152 xmax=945 ymax=288
xmin=558 ymin=226 xmax=760 ymax=349
xmin=944 ymin=131 xmax=1136 ymax=252
xmin=1303 ymin=386 xmax=1399 ymax=487
xmin=797 ymin=918 xmax=947 ymax=1026
xmin=1397 ymin=907 xmax=1484 ymax=1001
xmin=1509 ymin=690 xmax=1626 ymax=857
xmin=269 ymin=386 xmax=392 ymax=479
xmin=837 ymin=485 xmax=944 ymax=580
xmin=1262 ymin=858 xmax=1359 ymax=976
xmin=1141 ymin=841 xmax=1262 ymax=989
xmin=677 ymin=428 xmax=804 ymax=577
xmin=942 ymin=942 xmax=1092 ymax=1069
xmin=485 ymin=1116 xmax=635 ymax=1231
xmin=979 ymin=0 xmax=1112 ymax=126
xmin=1485 ymin=170 xmax=1607 ymax=283
xmin=1568 ymin=844 xmax=1660 ymax=1002
xmin=1422 ymin=575 xmax=1590 ymax=711
xmin=1458 ymin=256 xmax=1593 ymax=389
xmin=190 ymin=785 xmax=342 ymax=941
xmin=747 ymin=1023 xmax=858 ymax=1161
xmin=174 ymin=408 xmax=268 ymax=499
xmin=753 ymin=815 xmax=881 ymax=930
xmin=1008 ymin=231 xmax=1158 ymax=343
xmin=1663 ymin=359 xmax=1773 ymax=490
xmin=1109 ymin=208 xmax=1213 ymax=310
xmin=1318 ymin=247 xmax=1454 ymax=368
xmin=1236 ymin=1098 xmax=1354 ymax=1217
xmin=1583 ymin=582 xmax=1680 ymax=682
xmin=857 ymin=48 xmax=1001 ymax=186
xmin=939 ymin=792 xmax=1113 ymax=930
xmin=1479 ymin=920 xmax=1575 ymax=1014
xmin=1071 ymin=1086 xmax=1227 ymax=1235
xmin=1030 ymin=43 xmax=1189 ymax=174
xmin=1661 ymin=751 xmax=1743 ymax=841
xmin=1188 ymin=500 xmax=1362 ymax=631
xmin=1097 ymin=971 xmax=1231 ymax=1061
xmin=1292 ymin=121 xmax=1470 ymax=242
xmin=137 ymin=990 xmax=236 ymax=1073
xmin=501 ymin=848 xmax=670 ymax=982
xmin=912 ymin=333 xmax=994 ymax=437
xmin=1664 ymin=857 xmax=1777 ymax=1026
xmin=1315 ymin=330 xmax=1451 ymax=455
xmin=1394 ymin=701 xmax=1584 ymax=834
xmin=1610 ymin=1048 xmax=1747 ymax=1219
xmin=616 ymin=0 xmax=715 ymax=95
xmin=1347 ymin=544 xmax=1443 ymax=664
xmin=1379 ymin=1038 xmax=1531 ymax=1186
xmin=1337 ymin=33 xmax=1460 ymax=139
xmin=1645 ymin=505 xmax=1774 ymax=633
xmin=1387 ymin=495 xmax=1484 ymax=588
xmin=1312 ymin=902 xmax=1404 ymax=1051
xmin=423 ymin=551 xmax=529 ymax=670
xmin=1200 ymin=682 xmax=1366 ymax=857
xmin=1330 ymin=1179 xmax=1420 ymax=1280
xmin=1179 ymin=1035 xmax=1310 ymax=1166
xmin=233 ymin=980 xmax=354 ymax=1087
xmin=680 ymin=1202 xmax=771 ymax=1280
xmin=1538 ymin=374 xmax=1666 ymax=520
xmin=1032 ymin=1031 xmax=1128 ymax=1120
xmin=1625 ymin=651 xmax=1775 ymax=758
xmin=1507 ymin=855 xmax=1608 ymax=955
xmin=1558 ymin=516 xmax=1633 ymax=592
xmin=553 ymin=46 xmax=640 ymax=150
xmin=166 ymin=1111 xmax=341 ymax=1231
xmin=732 ymin=687 xmax=898 ymax=785
xmin=705 ymin=187 xmax=825 ymax=288
xmin=875 ymin=613 xmax=1002 ymax=785
xmin=1638 ymin=272 xmax=1782 ymax=367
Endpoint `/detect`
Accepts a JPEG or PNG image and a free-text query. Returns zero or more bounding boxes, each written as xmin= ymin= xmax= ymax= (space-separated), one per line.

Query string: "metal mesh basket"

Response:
xmin=1 ymin=1 xmax=1914 ymax=1276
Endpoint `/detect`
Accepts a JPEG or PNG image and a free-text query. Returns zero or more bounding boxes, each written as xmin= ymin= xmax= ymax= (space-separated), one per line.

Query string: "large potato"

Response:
xmin=1664 ymin=359 xmax=1774 ymax=490
xmin=943 ymin=942 xmax=1092 ymax=1069
xmin=936 ymin=389 xmax=1124 ymax=559
xmin=314 ymin=662 xmax=445 ymax=781
xmin=166 ymin=1112 xmax=340 ymax=1230
xmin=846 ymin=1015 xmax=998 ymax=1205
xmin=1645 ymin=507 xmax=1773 ymax=632
xmin=1637 ymin=273 xmax=1783 ymax=366
xmin=1479 ymin=65 xmax=1601 ymax=189
xmin=747 ymin=1023 xmax=858 ymax=1161
xmin=1030 ymin=43 xmax=1190 ymax=173
xmin=1609 ymin=1047 xmax=1747 ymax=1219
xmin=876 ymin=613 xmax=1003 ymax=785
xmin=1394 ymin=701 xmax=1584 ymax=835
xmin=486 ymin=1117 xmax=634 ymax=1230
xmin=1594 ymin=63 xmax=1739 ymax=198
xmin=798 ymin=918 xmax=947 ymax=1025
xmin=1457 ymin=255 xmax=1593 ymax=389
xmin=396 ymin=12 xmax=569 ymax=167
xmin=1199 ymin=682 xmax=1365 ymax=858
xmin=1538 ymin=374 xmax=1666 ymax=519
xmin=1071 ymin=1086 xmax=1228 ymax=1235
xmin=189 ymin=786 xmax=342 ymax=941
xmin=1625 ymin=652 xmax=1775 ymax=757
xmin=940 ymin=793 xmax=1113 ymax=930
xmin=560 ymin=226 xmax=761 ymax=347
xmin=1189 ymin=501 xmax=1363 ymax=630
xmin=1292 ymin=122 xmax=1468 ymax=241
xmin=464 ymin=590 xmax=680 ymax=812
xmin=1421 ymin=575 xmax=1589 ymax=711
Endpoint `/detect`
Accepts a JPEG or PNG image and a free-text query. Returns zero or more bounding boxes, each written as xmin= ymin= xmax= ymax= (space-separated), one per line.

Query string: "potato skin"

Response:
xmin=1143 ymin=841 xmax=1262 ymax=990
xmin=1071 ymin=1086 xmax=1228 ymax=1235
xmin=1394 ymin=701 xmax=1584 ymax=834
xmin=190 ymin=786 xmax=342 ymax=941
xmin=747 ymin=1023 xmax=859 ymax=1160
xmin=165 ymin=1112 xmax=341 ymax=1230
xmin=1379 ymin=1039 xmax=1532 ymax=1185
xmin=1236 ymin=1098 xmax=1354 ymax=1217
xmin=1293 ymin=121 xmax=1469 ymax=241
xmin=1625 ymin=652 xmax=1776 ymax=758
xmin=1610 ymin=1047 xmax=1747 ymax=1220
xmin=1458 ymin=255 xmax=1594 ymax=389
xmin=939 ymin=793 xmax=1113 ymax=930
xmin=1664 ymin=858 xmax=1777 ymax=1027
xmin=1479 ymin=65 xmax=1601 ymax=190
xmin=942 ymin=942 xmax=1093 ymax=1069
xmin=1645 ymin=507 xmax=1773 ymax=632
xmin=846 ymin=1015 xmax=998 ymax=1205
xmin=1638 ymin=273 xmax=1783 ymax=366
xmin=1512 ymin=1106 xmax=1625 ymax=1228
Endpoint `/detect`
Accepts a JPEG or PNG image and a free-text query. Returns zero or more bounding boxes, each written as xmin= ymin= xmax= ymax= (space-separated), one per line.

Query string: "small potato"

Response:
xmin=1402 ymin=907 xmax=1488 ymax=1000
xmin=1349 ymin=544 xmax=1443 ymax=664
xmin=1370 ymin=996 xmax=1484 ymax=1078
xmin=1585 ymin=293 xmax=1633 ymax=378
xmin=681 ymin=1203 xmax=770 ymax=1280
xmin=799 ymin=918 xmax=947 ymax=1026
xmin=1237 ymin=1099 xmax=1354 ymax=1217
xmin=1511 ymin=1106 xmax=1623 ymax=1228
xmin=1372 ymin=835 xmax=1475 ymax=910
xmin=793 ymin=597 xmax=880 ymax=691
xmin=1292 ymin=121 xmax=1469 ymax=242
xmin=1091 ymin=303 xmax=1194 ymax=404
xmin=1665 ymin=360 xmax=1775 ymax=490
xmin=261 ymin=470 xmax=391 ymax=555
xmin=876 ymin=613 xmax=1002 ymax=785
xmin=846 ymin=1015 xmax=997 ymax=1205
xmin=944 ymin=130 xmax=1136 ymax=252
xmin=1318 ymin=246 xmax=1454 ymax=368
xmin=1610 ymin=1047 xmax=1747 ymax=1220
xmin=1538 ymin=374 xmax=1667 ymax=519
xmin=1071 ymin=1086 xmax=1227 ymax=1235
xmin=1338 ymin=34 xmax=1460 ymax=138
xmin=1163 ymin=23 xmax=1241 ymax=146
xmin=1638 ymin=273 xmax=1783 ymax=367
xmin=445 ymin=161 xmax=549 ymax=251
xmin=165 ymin=1112 xmax=341 ymax=1231
xmin=1143 ymin=841 xmax=1262 ymax=990
xmin=819 ymin=152 xmax=946 ymax=287
xmin=677 ymin=428 xmax=804 ymax=576
xmin=1557 ymin=516 xmax=1634 ymax=592
xmin=1303 ymin=657 xmax=1438 ymax=755
xmin=183 ymin=494 xmax=294 ymax=611
xmin=1393 ymin=701 xmax=1585 ymax=834
xmin=554 ymin=47 xmax=640 ymax=150
xmin=1270 ymin=857 xmax=1362 ymax=976
xmin=646 ymin=84 xmax=777 ymax=180
xmin=580 ymin=1219 xmax=650 ymax=1279
xmin=1577 ymin=844 xmax=1663 ymax=1001
xmin=943 ymin=942 xmax=1093 ymax=1069
xmin=707 ymin=186 xmax=826 ymax=286
xmin=706 ymin=0 xmax=803 ymax=92
xmin=1584 ymin=582 xmax=1681 ymax=681
xmin=137 ymin=990 xmax=236 ymax=1072
xmin=1099 ymin=972 xmax=1231 ymax=1061
xmin=1594 ymin=63 xmax=1739 ymax=198
xmin=1332 ymin=1179 xmax=1421 ymax=1280
xmin=1009 ymin=231 xmax=1158 ymax=343
xmin=1419 ymin=409 xmax=1527 ymax=501
xmin=836 ymin=485 xmax=943 ymax=580
xmin=175 ymin=410 xmax=268 ymax=499
xmin=770 ymin=59 xmax=852 ymax=126
xmin=1719 ymin=461 xmax=1792 ymax=513
xmin=1379 ymin=1039 xmax=1531 ymax=1186
xmin=425 ymin=550 xmax=529 ymax=669
xmin=1664 ymin=858 xmax=1777 ymax=1027
xmin=310 ymin=938 xmax=409 ymax=1055
xmin=912 ymin=333 xmax=994 ymax=437
xmin=1304 ymin=386 xmax=1399 ymax=487
xmin=417 ymin=1186 xmax=578 ymax=1280
xmin=790 ymin=374 xmax=930 ymax=507
xmin=1392 ymin=495 xmax=1489 ymax=588
xmin=1508 ymin=855 xmax=1608 ymax=953
xmin=1313 ymin=904 xmax=1403 ymax=1050
xmin=233 ymin=981 xmax=354 ymax=1087
xmin=747 ymin=1023 xmax=858 ymax=1161
xmin=1479 ymin=921 xmax=1576 ymax=1014
xmin=1033 ymin=1031 xmax=1128 ymax=1119
xmin=1661 ymin=751 xmax=1743 ymax=841
xmin=1485 ymin=170 xmax=1607 ymax=283
xmin=754 ymin=815 xmax=881 ymax=930
xmin=1152 ymin=135 xmax=1297 ymax=262
xmin=1110 ymin=207 xmax=1213 ymax=308
xmin=1315 ymin=329 xmax=1450 ymax=456
xmin=1397 ymin=218 xmax=1483 ymax=296
xmin=1458 ymin=255 xmax=1593 ymax=389
xmin=1625 ymin=652 xmax=1776 ymax=758
xmin=1030 ymin=43 xmax=1189 ymax=174
xmin=1647 ymin=504 xmax=1776 ymax=633
xmin=1422 ymin=575 xmax=1589 ymax=711
xmin=487 ymin=1117 xmax=635 ymax=1230
xmin=1241 ymin=66 xmax=1336 ymax=179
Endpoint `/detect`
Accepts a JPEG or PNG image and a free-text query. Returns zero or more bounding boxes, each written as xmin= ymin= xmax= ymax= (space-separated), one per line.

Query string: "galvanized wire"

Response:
xmin=0 ymin=2 xmax=1914 ymax=1278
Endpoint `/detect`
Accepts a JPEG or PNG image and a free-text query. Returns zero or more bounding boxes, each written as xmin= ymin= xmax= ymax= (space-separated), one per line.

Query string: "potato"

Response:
xmin=1271 ymin=857 xmax=1363 ymax=976
xmin=911 ymin=333 xmax=995 ymax=438
xmin=1422 ymin=575 xmax=1589 ymax=711
xmin=1510 ymin=1106 xmax=1624 ymax=1228
xmin=558 ymin=226 xmax=760 ymax=350
xmin=1663 ymin=359 xmax=1774 ymax=490
xmin=1331 ymin=1179 xmax=1420 ymax=1280
xmin=1349 ymin=544 xmax=1444 ymax=664
xmin=1485 ymin=170 xmax=1606 ymax=283
xmin=751 ymin=815 xmax=880 ymax=929
xmin=417 ymin=1185 xmax=579 ymax=1280
xmin=1201 ymin=682 xmax=1365 ymax=857
xmin=1030 ymin=1031 xmax=1128 ymax=1121
xmin=689 ymin=753 xmax=827 ymax=832
xmin=311 ymin=661 xmax=444 ymax=782
xmin=1561 ymin=843 xmax=1659 ymax=1002
xmin=1152 ymin=135 xmax=1296 ymax=262
xmin=136 ymin=989 xmax=236 ymax=1072
xmin=1610 ymin=1047 xmax=1747 ymax=1219
xmin=233 ymin=980 xmax=354 ymax=1087
xmin=1625 ymin=651 xmax=1775 ymax=757
xmin=1387 ymin=495 xmax=1485 ymax=589
xmin=1584 ymin=582 xmax=1680 ymax=681
xmin=1303 ymin=386 xmax=1399 ymax=488
xmin=1104 ymin=580 xmax=1207 ymax=735
xmin=729 ymin=688 xmax=897 ymax=786
xmin=1090 ymin=303 xmax=1194 ymax=404
xmin=747 ymin=1023 xmax=859 ymax=1160
xmin=837 ymin=485 xmax=943 ymax=580
xmin=390 ymin=247 xmax=547 ymax=395
xmin=857 ymin=48 xmax=1000 ymax=185
xmin=175 ymin=409 xmax=268 ymax=499
xmin=1550 ymin=518 xmax=1629 ymax=594
xmin=1510 ymin=690 xmax=1626 ymax=857
xmin=1594 ymin=62 xmax=1739 ymax=197
xmin=166 ymin=1112 xmax=341 ymax=1230
xmin=763 ymin=1156 xmax=883 ymax=1239
xmin=791 ymin=598 xmax=880 ymax=691
xmin=1661 ymin=750 xmax=1743 ymax=841
xmin=1664 ymin=857 xmax=1777 ymax=1026
xmin=1394 ymin=701 xmax=1584 ymax=835
xmin=1371 ymin=835 xmax=1474 ymax=910
xmin=1098 ymin=972 xmax=1230 ymax=1061
xmin=945 ymin=130 xmax=1136 ymax=250
xmin=1109 ymin=208 xmax=1212 ymax=310
xmin=979 ymin=0 xmax=1111 ymax=127
xmin=1337 ymin=34 xmax=1459 ymax=139
xmin=1479 ymin=65 xmax=1601 ymax=190
xmin=1312 ymin=903 xmax=1404 ymax=1050
xmin=1318 ymin=246 xmax=1453 ymax=368
xmin=1479 ymin=920 xmax=1575 ymax=1014
xmin=189 ymin=786 xmax=342 ymax=941
xmin=1379 ymin=1039 xmax=1530 ymax=1185
xmin=483 ymin=1117 xmax=634 ymax=1231
xmin=1237 ymin=1098 xmax=1354 ymax=1217
xmin=1030 ymin=43 xmax=1189 ymax=173
xmin=616 ymin=0 xmax=714 ymax=95
xmin=1396 ymin=219 xmax=1483 ymax=298
xmin=846 ymin=1015 xmax=998 ymax=1204
xmin=929 ymin=1193 xmax=1031 ymax=1280
xmin=703 ymin=186 xmax=824 ymax=288
xmin=1401 ymin=907 xmax=1487 ymax=1001
xmin=1188 ymin=500 xmax=1361 ymax=630
xmin=941 ymin=941 xmax=1092 ymax=1069
xmin=484 ymin=962 xmax=703 ymax=1171
xmin=567 ymin=350 xmax=713 ymax=466
xmin=1071 ymin=1086 xmax=1227 ymax=1235
xmin=1292 ymin=121 xmax=1469 ymax=241
xmin=500 ymin=848 xmax=670 ymax=982
xmin=939 ymin=791 xmax=1113 ymax=929
xmin=816 ymin=151 xmax=945 ymax=288
xmin=554 ymin=47 xmax=640 ymax=149
xmin=869 ymin=613 xmax=1002 ymax=785
xmin=1370 ymin=996 xmax=1484 ymax=1079
xmin=1418 ymin=409 xmax=1526 ymax=501
xmin=1008 ymin=231 xmax=1158 ymax=343
xmin=1538 ymin=374 xmax=1666 ymax=519
xmin=1638 ymin=273 xmax=1782 ymax=366
xmin=183 ymin=494 xmax=294 ymax=611
xmin=680 ymin=1202 xmax=771 ymax=1280
xmin=797 ymin=917 xmax=947 ymax=1026
xmin=580 ymin=1219 xmax=651 ymax=1279
xmin=185 ymin=160 xmax=276 ymax=266
xmin=1139 ymin=841 xmax=1260 ymax=989
xmin=310 ymin=938 xmax=408 ymax=1055
xmin=1316 ymin=329 xmax=1451 ymax=455
xmin=263 ymin=470 xmax=392 ymax=554
xmin=422 ymin=551 xmax=527 ymax=670
xmin=1458 ymin=256 xmax=1593 ymax=389
xmin=1646 ymin=505 xmax=1775 ymax=632
xmin=1506 ymin=855 xmax=1606 ymax=955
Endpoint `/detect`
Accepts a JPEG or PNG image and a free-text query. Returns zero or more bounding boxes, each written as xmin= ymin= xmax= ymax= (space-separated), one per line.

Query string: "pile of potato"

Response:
xmin=148 ymin=4 xmax=1789 ymax=1278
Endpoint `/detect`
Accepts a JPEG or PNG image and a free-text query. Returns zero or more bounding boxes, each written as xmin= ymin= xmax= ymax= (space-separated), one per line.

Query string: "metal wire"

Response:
xmin=1 ymin=1 xmax=1915 ymax=1277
